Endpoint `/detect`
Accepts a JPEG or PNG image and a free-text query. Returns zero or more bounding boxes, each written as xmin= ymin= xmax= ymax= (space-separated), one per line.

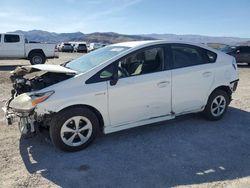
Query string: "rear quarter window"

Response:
xmin=205 ymin=50 xmax=217 ymax=63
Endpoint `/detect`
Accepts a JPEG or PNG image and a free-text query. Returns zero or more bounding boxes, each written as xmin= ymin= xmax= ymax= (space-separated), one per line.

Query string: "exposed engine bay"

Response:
xmin=10 ymin=66 xmax=75 ymax=96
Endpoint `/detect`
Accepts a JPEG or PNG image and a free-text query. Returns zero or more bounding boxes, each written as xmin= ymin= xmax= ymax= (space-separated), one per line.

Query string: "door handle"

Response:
xmin=202 ymin=72 xmax=212 ymax=77
xmin=157 ymin=81 xmax=170 ymax=88
xmin=95 ymin=92 xmax=106 ymax=96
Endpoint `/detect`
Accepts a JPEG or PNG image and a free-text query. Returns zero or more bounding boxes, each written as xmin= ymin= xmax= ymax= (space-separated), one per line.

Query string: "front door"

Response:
xmin=107 ymin=46 xmax=172 ymax=126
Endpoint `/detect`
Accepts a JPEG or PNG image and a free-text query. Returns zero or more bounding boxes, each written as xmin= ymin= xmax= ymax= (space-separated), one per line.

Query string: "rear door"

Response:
xmin=107 ymin=46 xmax=172 ymax=126
xmin=2 ymin=34 xmax=24 ymax=58
xmin=170 ymin=44 xmax=217 ymax=114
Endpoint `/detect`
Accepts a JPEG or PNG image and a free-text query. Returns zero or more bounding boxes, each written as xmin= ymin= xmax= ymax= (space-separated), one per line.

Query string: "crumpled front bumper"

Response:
xmin=2 ymin=98 xmax=36 ymax=135
xmin=2 ymin=98 xmax=16 ymax=125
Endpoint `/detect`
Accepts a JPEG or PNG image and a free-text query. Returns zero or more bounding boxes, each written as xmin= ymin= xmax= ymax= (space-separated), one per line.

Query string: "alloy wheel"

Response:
xmin=60 ymin=116 xmax=93 ymax=147
xmin=210 ymin=95 xmax=226 ymax=117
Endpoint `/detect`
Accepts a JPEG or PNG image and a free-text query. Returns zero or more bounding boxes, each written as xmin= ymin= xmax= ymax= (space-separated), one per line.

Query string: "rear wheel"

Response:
xmin=203 ymin=90 xmax=229 ymax=121
xmin=50 ymin=107 xmax=99 ymax=152
xmin=29 ymin=53 xmax=46 ymax=65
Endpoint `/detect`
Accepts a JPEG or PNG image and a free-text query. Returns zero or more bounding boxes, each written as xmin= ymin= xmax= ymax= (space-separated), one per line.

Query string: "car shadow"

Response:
xmin=19 ymin=107 xmax=250 ymax=187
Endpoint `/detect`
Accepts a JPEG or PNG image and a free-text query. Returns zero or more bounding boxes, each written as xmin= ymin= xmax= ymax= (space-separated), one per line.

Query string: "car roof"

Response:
xmin=110 ymin=40 xmax=216 ymax=51
xmin=0 ymin=33 xmax=23 ymax=35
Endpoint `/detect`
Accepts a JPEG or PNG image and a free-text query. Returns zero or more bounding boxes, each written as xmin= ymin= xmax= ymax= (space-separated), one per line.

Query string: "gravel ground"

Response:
xmin=0 ymin=53 xmax=250 ymax=188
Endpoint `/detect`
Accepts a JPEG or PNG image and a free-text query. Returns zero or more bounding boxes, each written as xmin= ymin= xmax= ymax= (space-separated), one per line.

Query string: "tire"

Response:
xmin=203 ymin=90 xmax=230 ymax=121
xmin=29 ymin=53 xmax=46 ymax=65
xmin=50 ymin=107 xmax=99 ymax=152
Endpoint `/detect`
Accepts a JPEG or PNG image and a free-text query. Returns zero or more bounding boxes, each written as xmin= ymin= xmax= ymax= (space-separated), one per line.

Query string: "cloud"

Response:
xmin=0 ymin=0 xmax=143 ymax=33
xmin=0 ymin=11 xmax=43 ymax=22
xmin=61 ymin=0 xmax=143 ymax=32
xmin=0 ymin=10 xmax=44 ymax=32
xmin=85 ymin=0 xmax=142 ymax=21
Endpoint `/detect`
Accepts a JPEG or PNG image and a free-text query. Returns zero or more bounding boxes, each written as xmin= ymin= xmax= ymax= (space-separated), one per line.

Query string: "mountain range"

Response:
xmin=12 ymin=30 xmax=154 ymax=44
xmin=10 ymin=30 xmax=250 ymax=45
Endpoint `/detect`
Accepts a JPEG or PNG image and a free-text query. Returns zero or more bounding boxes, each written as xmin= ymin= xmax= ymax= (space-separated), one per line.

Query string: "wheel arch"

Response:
xmin=28 ymin=49 xmax=45 ymax=59
xmin=207 ymin=85 xmax=232 ymax=104
xmin=56 ymin=104 xmax=105 ymax=133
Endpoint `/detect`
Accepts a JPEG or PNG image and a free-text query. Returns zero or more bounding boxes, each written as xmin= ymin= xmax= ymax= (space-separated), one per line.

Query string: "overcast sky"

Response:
xmin=1 ymin=0 xmax=250 ymax=38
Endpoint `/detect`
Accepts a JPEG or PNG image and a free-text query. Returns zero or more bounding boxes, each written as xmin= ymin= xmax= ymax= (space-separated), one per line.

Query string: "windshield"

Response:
xmin=66 ymin=46 xmax=130 ymax=72
xmin=220 ymin=46 xmax=234 ymax=53
xmin=207 ymin=43 xmax=233 ymax=53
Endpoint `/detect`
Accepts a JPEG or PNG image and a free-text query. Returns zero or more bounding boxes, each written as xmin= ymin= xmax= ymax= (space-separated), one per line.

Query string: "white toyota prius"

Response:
xmin=3 ymin=40 xmax=239 ymax=151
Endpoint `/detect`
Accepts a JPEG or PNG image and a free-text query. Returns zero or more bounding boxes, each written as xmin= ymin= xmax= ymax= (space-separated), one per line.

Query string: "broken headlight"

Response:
xmin=9 ymin=91 xmax=54 ymax=112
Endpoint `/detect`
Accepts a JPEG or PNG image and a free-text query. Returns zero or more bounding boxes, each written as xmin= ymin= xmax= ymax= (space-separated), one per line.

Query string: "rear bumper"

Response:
xmin=61 ymin=48 xmax=73 ymax=52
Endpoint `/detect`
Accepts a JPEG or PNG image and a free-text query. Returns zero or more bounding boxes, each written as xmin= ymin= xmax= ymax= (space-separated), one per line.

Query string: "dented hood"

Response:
xmin=20 ymin=64 xmax=77 ymax=74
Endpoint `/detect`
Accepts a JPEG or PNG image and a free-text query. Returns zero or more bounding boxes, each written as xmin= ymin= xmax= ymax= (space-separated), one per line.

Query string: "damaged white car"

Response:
xmin=3 ymin=41 xmax=239 ymax=152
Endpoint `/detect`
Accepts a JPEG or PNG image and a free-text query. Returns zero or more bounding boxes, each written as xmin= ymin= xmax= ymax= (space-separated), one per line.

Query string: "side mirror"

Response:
xmin=110 ymin=72 xmax=118 ymax=86
xmin=236 ymin=50 xmax=240 ymax=54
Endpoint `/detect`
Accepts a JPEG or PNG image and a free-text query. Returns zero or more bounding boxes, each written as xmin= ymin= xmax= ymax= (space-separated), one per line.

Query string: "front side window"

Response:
xmin=4 ymin=34 xmax=20 ymax=43
xmin=117 ymin=47 xmax=164 ymax=78
xmin=86 ymin=46 xmax=165 ymax=84
xmin=171 ymin=44 xmax=215 ymax=68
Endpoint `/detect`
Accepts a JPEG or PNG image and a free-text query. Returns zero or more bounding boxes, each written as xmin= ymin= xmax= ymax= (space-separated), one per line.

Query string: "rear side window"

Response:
xmin=239 ymin=47 xmax=250 ymax=53
xmin=171 ymin=44 xmax=216 ymax=68
xmin=4 ymin=34 xmax=20 ymax=43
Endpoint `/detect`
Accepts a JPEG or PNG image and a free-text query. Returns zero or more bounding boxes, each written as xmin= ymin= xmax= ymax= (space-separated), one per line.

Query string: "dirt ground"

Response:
xmin=0 ymin=53 xmax=250 ymax=188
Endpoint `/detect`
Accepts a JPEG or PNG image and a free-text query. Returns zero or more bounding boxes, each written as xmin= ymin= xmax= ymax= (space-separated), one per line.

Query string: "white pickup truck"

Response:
xmin=0 ymin=33 xmax=58 ymax=64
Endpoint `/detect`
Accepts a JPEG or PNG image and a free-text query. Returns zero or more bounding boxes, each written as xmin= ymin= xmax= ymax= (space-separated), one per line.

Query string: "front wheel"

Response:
xmin=50 ymin=107 xmax=99 ymax=152
xmin=203 ymin=90 xmax=230 ymax=121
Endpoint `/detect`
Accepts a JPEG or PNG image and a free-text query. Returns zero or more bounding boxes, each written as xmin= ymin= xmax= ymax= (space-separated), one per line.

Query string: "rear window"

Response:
xmin=79 ymin=44 xmax=86 ymax=47
xmin=64 ymin=43 xmax=71 ymax=46
xmin=4 ymin=34 xmax=20 ymax=43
